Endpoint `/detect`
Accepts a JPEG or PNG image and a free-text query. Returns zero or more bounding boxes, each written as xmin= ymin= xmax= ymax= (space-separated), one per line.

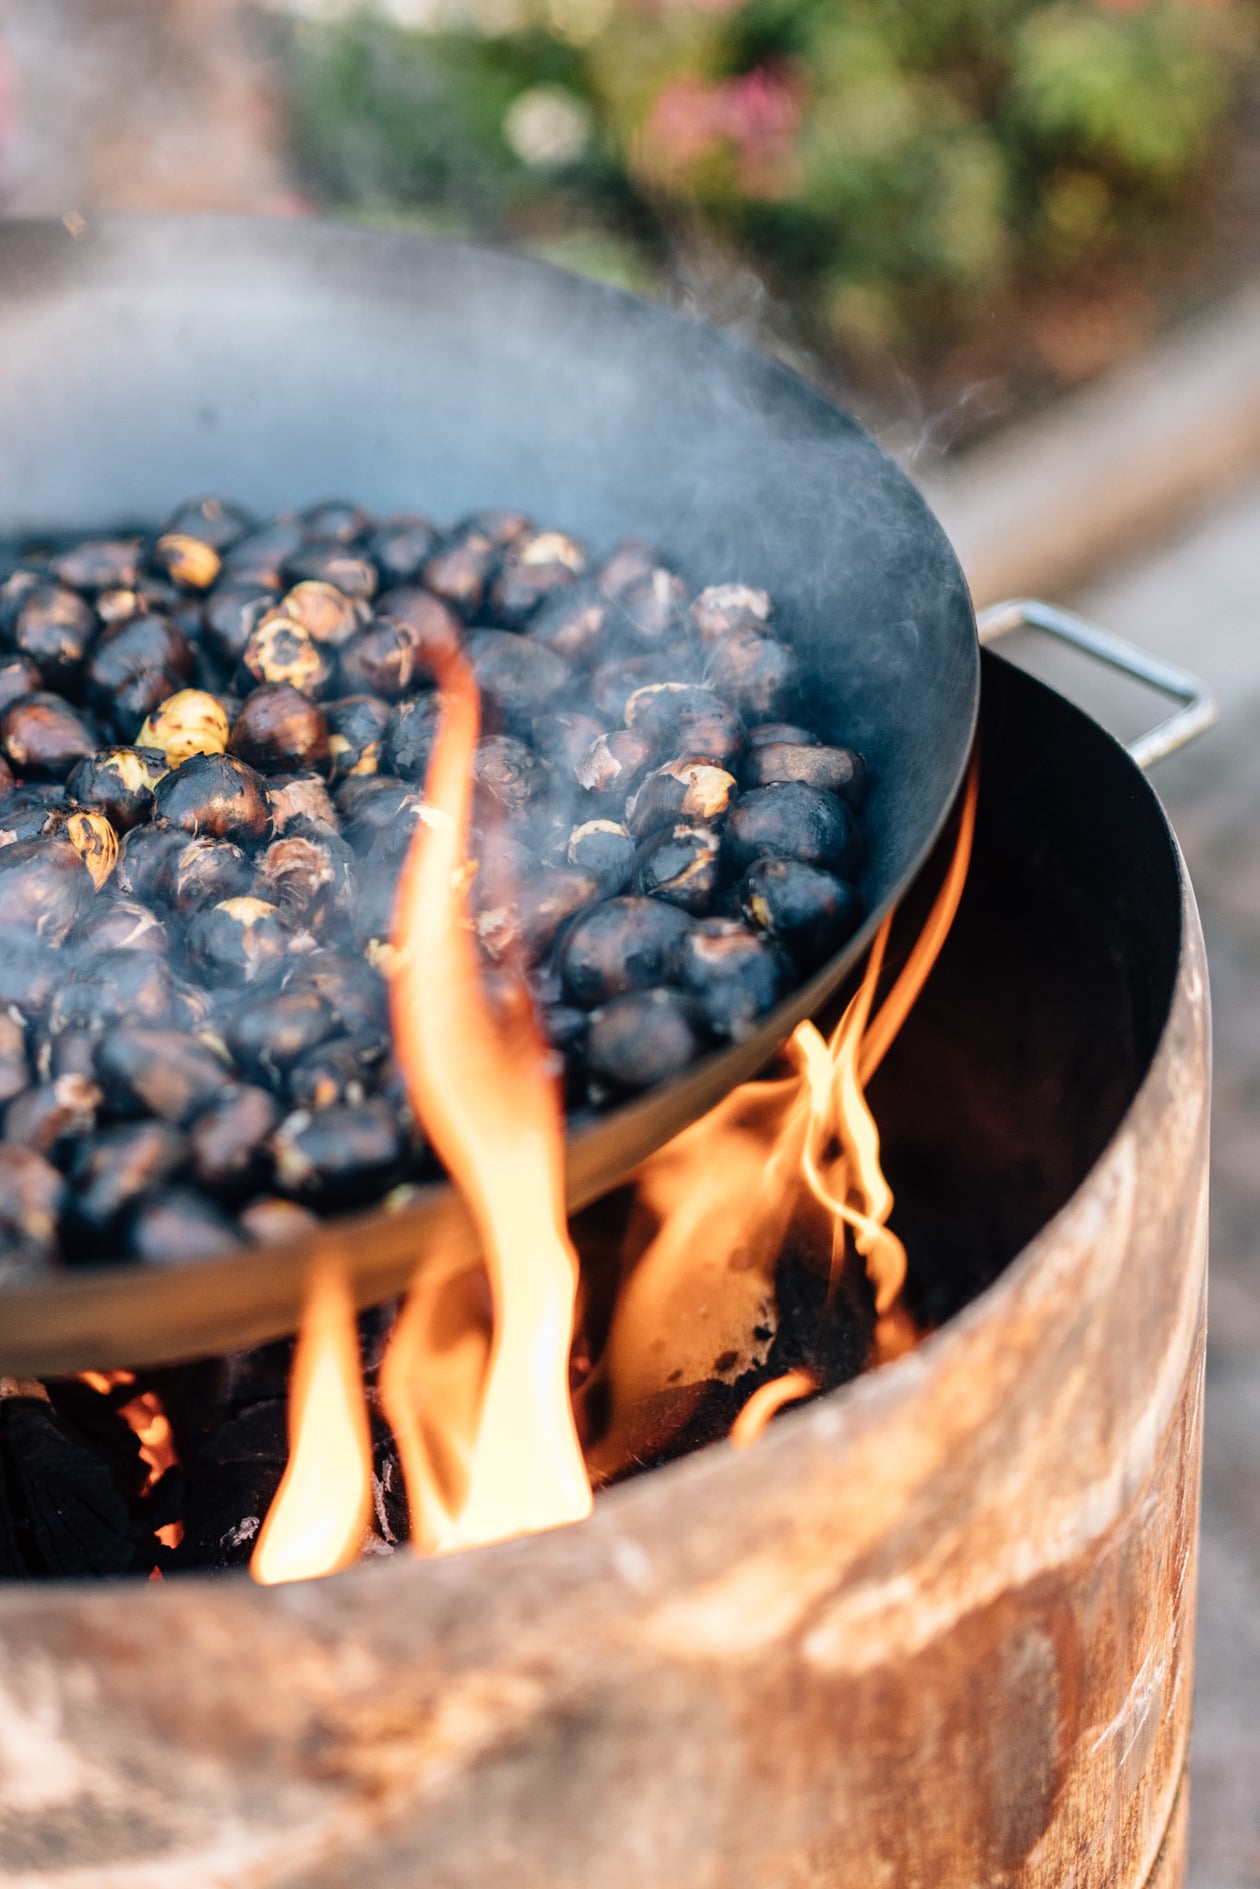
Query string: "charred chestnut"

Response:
xmin=282 ymin=549 xmax=378 ymax=604
xmin=254 ymin=831 xmax=356 ymax=929
xmin=338 ymin=775 xmax=424 ymax=854
xmin=229 ymin=684 xmax=330 ymax=775
xmin=596 ymin=539 xmax=659 ymax=599
xmin=85 ymin=612 xmax=194 ymax=714
xmin=1 ymin=693 xmax=98 ymax=780
xmin=0 ymin=1144 xmax=64 ymax=1277
xmin=286 ymin=1032 xmax=387 ymax=1111
xmin=299 ymin=500 xmax=370 ymax=545
xmin=48 ymin=538 xmax=143 ymax=591
xmin=381 ymin=697 xmax=441 ymax=784
xmin=202 ymin=587 xmax=277 ymax=669
xmin=559 ymin=896 xmax=692 ymax=1008
xmin=0 ymin=838 xmax=93 ymax=942
xmin=474 ymin=735 xmax=554 ymax=819
xmin=153 ymin=752 xmax=273 ymax=847
xmin=4 ymin=1074 xmax=101 ymax=1157
xmin=66 ymin=899 xmax=166 ymax=958
xmin=615 ymin=567 xmax=689 ymax=646
xmin=13 ymin=584 xmax=96 ymax=685
xmin=115 ymin=822 xmax=187 ymax=903
xmin=41 ymin=808 xmax=118 ymax=889
xmin=744 ymin=740 xmax=867 ymax=803
xmin=153 ymin=534 xmax=222 ymax=592
xmin=186 ymin=896 xmax=292 ymax=985
xmin=225 ymin=988 xmax=336 ymax=1085
xmin=0 ymin=657 xmax=41 ymax=714
xmin=127 ymin=1187 xmax=245 ymax=1264
xmin=240 ymin=615 xmax=334 ymax=698
xmin=679 ymin=919 xmax=782 ymax=1040
xmin=367 ymin=513 xmax=439 ymax=586
xmin=626 ymin=758 xmax=737 ymax=839
xmin=267 ymin=772 xmax=339 ymax=834
xmin=690 ymin=583 xmax=772 ymax=644
xmin=62 ymin=1121 xmax=189 ymax=1252
xmin=190 ymin=1085 xmax=279 ymax=1199
xmin=274 ymin=579 xmax=365 ymax=648
xmin=591 ymin=650 xmax=699 ymax=724
xmin=326 ymin=694 xmax=390 ymax=779
xmin=337 ymin=617 xmax=421 ymax=700
xmin=574 ymin=729 xmax=653 ymax=802
xmin=633 ymin=823 xmax=721 ymax=914
xmin=0 ymin=1009 xmax=30 ymax=1105
xmin=704 ymin=626 xmax=798 ymax=721
xmin=47 ymin=947 xmax=181 ymax=1037
xmin=491 ymin=530 xmax=586 ymax=629
xmin=625 ymin=683 xmax=745 ymax=767
xmin=165 ymin=836 xmax=254 ymax=918
xmin=528 ymin=584 xmax=610 ymax=665
xmin=476 ymin=868 xmax=598 ymax=966
xmin=533 ymin=710 xmax=607 ymax=774
xmin=467 ymin=630 xmax=570 ymax=737
xmin=586 ymin=988 xmax=703 ymax=1094
xmin=221 ymin=518 xmax=304 ymax=589
xmin=162 ymin=497 xmax=253 ymax=552
xmin=567 ymin=819 xmax=635 ymax=895
xmin=94 ymin=1026 xmax=232 ymax=1125
xmin=738 ymin=858 xmax=862 ymax=967
xmin=67 ymin=746 xmax=168 ymax=832
xmin=723 ymin=782 xmax=859 ymax=877
xmin=422 ymin=527 xmax=497 ymax=619
xmin=272 ymin=1099 xmax=406 ymax=1207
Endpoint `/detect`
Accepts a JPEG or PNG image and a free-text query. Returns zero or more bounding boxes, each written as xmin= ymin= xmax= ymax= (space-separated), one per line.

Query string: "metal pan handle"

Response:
xmin=977 ymin=598 xmax=1218 ymax=771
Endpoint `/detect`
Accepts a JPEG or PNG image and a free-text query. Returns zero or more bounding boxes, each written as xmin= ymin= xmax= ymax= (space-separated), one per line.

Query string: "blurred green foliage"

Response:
xmin=281 ymin=0 xmax=1257 ymax=359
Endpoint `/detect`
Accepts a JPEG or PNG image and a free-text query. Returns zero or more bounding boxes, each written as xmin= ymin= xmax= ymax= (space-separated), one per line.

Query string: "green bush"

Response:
xmin=279 ymin=0 xmax=1257 ymax=362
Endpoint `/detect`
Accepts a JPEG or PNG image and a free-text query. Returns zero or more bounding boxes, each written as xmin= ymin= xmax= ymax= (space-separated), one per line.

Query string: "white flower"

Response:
xmin=504 ymin=86 xmax=592 ymax=170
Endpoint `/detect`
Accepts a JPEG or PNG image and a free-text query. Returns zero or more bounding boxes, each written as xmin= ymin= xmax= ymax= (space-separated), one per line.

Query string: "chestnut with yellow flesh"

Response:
xmin=138 ymin=690 xmax=230 ymax=769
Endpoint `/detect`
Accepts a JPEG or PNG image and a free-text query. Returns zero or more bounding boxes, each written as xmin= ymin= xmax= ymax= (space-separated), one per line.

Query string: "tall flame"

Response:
xmin=385 ymin=638 xmax=592 ymax=1552
xmin=251 ymin=1260 xmax=373 ymax=1586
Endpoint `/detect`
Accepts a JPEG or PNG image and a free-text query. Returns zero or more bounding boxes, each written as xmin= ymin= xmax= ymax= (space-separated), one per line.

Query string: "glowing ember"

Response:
xmin=385 ymin=635 xmax=592 ymax=1552
xmin=251 ymin=1260 xmax=373 ymax=1586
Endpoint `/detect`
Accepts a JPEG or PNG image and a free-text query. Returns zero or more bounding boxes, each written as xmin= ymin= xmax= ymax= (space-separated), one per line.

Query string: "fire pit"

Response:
xmin=0 ymin=218 xmax=1210 ymax=1888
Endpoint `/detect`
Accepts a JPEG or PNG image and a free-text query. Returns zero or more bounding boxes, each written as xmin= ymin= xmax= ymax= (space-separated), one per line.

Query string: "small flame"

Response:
xmin=385 ymin=636 xmax=592 ymax=1552
xmin=730 ymin=1369 xmax=817 ymax=1449
xmin=251 ymin=1260 xmax=373 ymax=1586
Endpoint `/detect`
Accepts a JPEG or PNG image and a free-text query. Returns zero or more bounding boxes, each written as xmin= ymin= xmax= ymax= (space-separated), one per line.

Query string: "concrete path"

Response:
xmin=1020 ymin=491 xmax=1260 ymax=1889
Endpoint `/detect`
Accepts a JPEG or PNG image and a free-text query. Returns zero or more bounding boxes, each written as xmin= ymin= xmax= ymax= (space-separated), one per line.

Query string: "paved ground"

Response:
xmin=1063 ymin=485 xmax=1260 ymax=1889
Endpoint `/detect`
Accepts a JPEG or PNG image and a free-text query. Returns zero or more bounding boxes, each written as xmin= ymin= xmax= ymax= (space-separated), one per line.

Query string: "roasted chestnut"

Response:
xmin=230 ymin=683 xmax=330 ymax=775
xmin=185 ymin=896 xmax=293 ymax=985
xmin=240 ymin=615 xmax=334 ymax=698
xmin=272 ymin=1100 xmax=407 ymax=1208
xmin=153 ymin=752 xmax=273 ymax=847
xmin=94 ymin=1026 xmax=232 ymax=1126
xmin=0 ymin=837 xmax=94 ymax=942
xmin=626 ymin=759 xmax=737 ymax=839
xmin=566 ymin=819 xmax=636 ymax=895
xmin=1 ymin=693 xmax=98 ymax=780
xmin=67 ymin=747 xmax=168 ymax=832
xmin=136 ymin=689 xmax=231 ymax=768
xmin=127 ymin=1187 xmax=245 ymax=1264
xmin=738 ymin=857 xmax=862 ymax=966
xmin=744 ymin=740 xmax=866 ymax=803
xmin=633 ymin=823 xmax=721 ymax=914
xmin=366 ymin=513 xmax=439 ymax=586
xmin=12 ymin=584 xmax=96 ymax=685
xmin=559 ymin=896 xmax=692 ymax=1007
xmin=586 ymin=988 xmax=703 ymax=1094
xmin=723 ymin=782 xmax=860 ymax=877
xmin=189 ymin=1085 xmax=279 ymax=1198
xmin=326 ymin=694 xmax=390 ymax=779
xmin=679 ymin=919 xmax=782 ymax=1041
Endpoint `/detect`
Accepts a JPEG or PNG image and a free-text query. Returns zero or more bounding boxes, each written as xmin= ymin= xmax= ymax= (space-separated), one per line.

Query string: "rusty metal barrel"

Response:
xmin=0 ymin=654 xmax=1208 ymax=1888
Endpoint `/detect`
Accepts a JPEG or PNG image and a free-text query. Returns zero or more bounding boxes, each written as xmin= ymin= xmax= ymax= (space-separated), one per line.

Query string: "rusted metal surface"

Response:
xmin=0 ymin=840 xmax=1208 ymax=1888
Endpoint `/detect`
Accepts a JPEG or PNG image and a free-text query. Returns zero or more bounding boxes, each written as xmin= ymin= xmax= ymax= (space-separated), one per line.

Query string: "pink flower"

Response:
xmin=640 ymin=64 xmax=804 ymax=198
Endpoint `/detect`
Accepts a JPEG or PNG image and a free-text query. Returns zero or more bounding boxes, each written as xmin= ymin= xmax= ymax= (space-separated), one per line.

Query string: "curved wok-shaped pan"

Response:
xmin=0 ymin=215 xmax=978 ymax=1371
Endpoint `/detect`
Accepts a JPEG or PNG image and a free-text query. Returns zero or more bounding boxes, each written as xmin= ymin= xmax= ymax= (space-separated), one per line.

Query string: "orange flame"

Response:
xmin=251 ymin=1260 xmax=373 ymax=1585
xmin=729 ymin=1369 xmax=817 ymax=1448
xmin=384 ymin=637 xmax=592 ymax=1552
xmin=592 ymin=757 xmax=979 ymax=1473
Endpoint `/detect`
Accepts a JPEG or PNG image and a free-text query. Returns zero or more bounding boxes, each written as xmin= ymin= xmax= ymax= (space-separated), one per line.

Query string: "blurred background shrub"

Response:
xmin=273 ymin=0 xmax=1259 ymax=405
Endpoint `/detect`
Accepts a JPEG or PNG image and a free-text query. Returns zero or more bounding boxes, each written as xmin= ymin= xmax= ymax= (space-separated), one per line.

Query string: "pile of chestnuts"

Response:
xmin=0 ymin=498 xmax=866 ymax=1278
